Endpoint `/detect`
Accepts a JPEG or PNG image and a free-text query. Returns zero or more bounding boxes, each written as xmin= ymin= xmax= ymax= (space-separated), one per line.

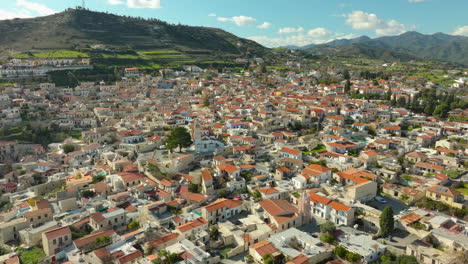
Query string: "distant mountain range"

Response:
xmin=285 ymin=32 xmax=468 ymax=66
xmin=0 ymin=9 xmax=266 ymax=56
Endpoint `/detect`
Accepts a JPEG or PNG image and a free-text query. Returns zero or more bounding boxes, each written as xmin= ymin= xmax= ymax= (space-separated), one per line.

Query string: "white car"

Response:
xmin=375 ymin=196 xmax=387 ymax=204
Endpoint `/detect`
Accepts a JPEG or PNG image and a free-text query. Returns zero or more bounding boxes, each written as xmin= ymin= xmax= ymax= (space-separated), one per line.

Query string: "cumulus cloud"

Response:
xmin=278 ymin=27 xmax=304 ymax=34
xmin=208 ymin=13 xmax=217 ymax=17
xmin=307 ymin=27 xmax=331 ymax=38
xmin=257 ymin=22 xmax=272 ymax=29
xmin=16 ymin=0 xmax=55 ymax=16
xmin=0 ymin=8 xmax=32 ymax=20
xmin=453 ymin=25 xmax=468 ymax=36
xmin=217 ymin=15 xmax=257 ymax=26
xmin=127 ymin=0 xmax=162 ymax=9
xmin=0 ymin=0 xmax=56 ymax=20
xmin=107 ymin=0 xmax=124 ymax=5
xmin=248 ymin=34 xmax=329 ymax=48
xmin=344 ymin=10 xmax=406 ymax=36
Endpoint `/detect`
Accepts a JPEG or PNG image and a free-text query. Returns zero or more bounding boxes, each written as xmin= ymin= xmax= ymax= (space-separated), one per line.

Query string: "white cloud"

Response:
xmin=107 ymin=0 xmax=125 ymax=5
xmin=16 ymin=0 xmax=55 ymax=16
xmin=217 ymin=15 xmax=257 ymax=26
xmin=453 ymin=25 xmax=468 ymax=36
xmin=0 ymin=8 xmax=32 ymax=20
xmin=127 ymin=0 xmax=162 ymax=9
xmin=307 ymin=27 xmax=331 ymax=38
xmin=344 ymin=10 xmax=406 ymax=36
xmin=257 ymin=22 xmax=272 ymax=29
xmin=208 ymin=13 xmax=217 ymax=17
xmin=335 ymin=33 xmax=359 ymax=40
xmin=248 ymin=34 xmax=329 ymax=48
xmin=278 ymin=27 xmax=304 ymax=34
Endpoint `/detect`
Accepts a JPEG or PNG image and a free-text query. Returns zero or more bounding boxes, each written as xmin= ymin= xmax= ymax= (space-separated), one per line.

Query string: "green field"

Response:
xmin=19 ymin=247 xmax=46 ymax=264
xmin=456 ymin=183 xmax=468 ymax=195
xmin=14 ymin=49 xmax=89 ymax=58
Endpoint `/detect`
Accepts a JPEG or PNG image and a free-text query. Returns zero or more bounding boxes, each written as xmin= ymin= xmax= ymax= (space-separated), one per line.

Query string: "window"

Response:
xmin=53 ymin=239 xmax=56 ymax=245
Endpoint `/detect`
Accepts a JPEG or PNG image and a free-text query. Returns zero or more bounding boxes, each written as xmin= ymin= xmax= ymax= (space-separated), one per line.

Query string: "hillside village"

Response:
xmin=0 ymin=60 xmax=467 ymax=264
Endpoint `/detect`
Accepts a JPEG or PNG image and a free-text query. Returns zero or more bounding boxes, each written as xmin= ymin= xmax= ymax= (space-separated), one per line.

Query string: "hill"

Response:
xmin=304 ymin=32 xmax=468 ymax=66
xmin=0 ymin=8 xmax=266 ymax=58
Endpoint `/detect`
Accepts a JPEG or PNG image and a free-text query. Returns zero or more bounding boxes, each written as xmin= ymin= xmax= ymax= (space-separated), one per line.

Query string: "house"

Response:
xmin=414 ymin=162 xmax=444 ymax=175
xmin=256 ymin=199 xmax=302 ymax=231
xmin=42 ymin=226 xmax=72 ymax=256
xmin=334 ymin=171 xmax=377 ymax=202
xmin=200 ymin=198 xmax=243 ymax=225
xmin=249 ymin=228 xmax=332 ymax=264
xmin=90 ymin=208 xmax=127 ymax=232
xmin=308 ymin=192 xmax=355 ymax=226
xmin=299 ymin=164 xmax=332 ymax=187
xmin=425 ymin=185 xmax=464 ymax=208
xmin=340 ymin=234 xmax=386 ymax=263
xmin=280 ymin=147 xmax=303 ymax=160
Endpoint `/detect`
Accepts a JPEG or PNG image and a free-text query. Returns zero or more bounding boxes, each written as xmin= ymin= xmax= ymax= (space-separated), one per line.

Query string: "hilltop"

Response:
xmin=0 ymin=8 xmax=266 ymax=57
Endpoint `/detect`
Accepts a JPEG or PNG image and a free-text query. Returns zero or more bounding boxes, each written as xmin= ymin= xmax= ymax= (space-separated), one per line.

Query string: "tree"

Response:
xmin=128 ymin=220 xmax=140 ymax=230
xmin=380 ymin=206 xmax=394 ymax=238
xmin=81 ymin=190 xmax=95 ymax=198
xmin=63 ymin=144 xmax=76 ymax=154
xmin=334 ymin=246 xmax=347 ymax=258
xmin=166 ymin=127 xmax=193 ymax=152
xmin=320 ymin=221 xmax=336 ymax=234
xmin=344 ymin=79 xmax=351 ymax=93
xmin=188 ymin=183 xmax=200 ymax=193
xmin=346 ymin=252 xmax=361 ymax=262
xmin=263 ymin=254 xmax=274 ymax=264
xmin=320 ymin=234 xmax=335 ymax=243
xmin=203 ymin=97 xmax=210 ymax=107
xmin=209 ymin=226 xmax=219 ymax=240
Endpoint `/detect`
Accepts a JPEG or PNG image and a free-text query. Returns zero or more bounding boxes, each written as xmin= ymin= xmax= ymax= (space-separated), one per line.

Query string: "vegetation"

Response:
xmin=320 ymin=234 xmax=335 ymax=243
xmin=454 ymin=183 xmax=468 ymax=195
xmin=19 ymin=247 xmax=46 ymax=264
xmin=188 ymin=183 xmax=201 ymax=193
xmin=416 ymin=198 xmax=467 ymax=218
xmin=209 ymin=226 xmax=219 ymax=240
xmin=320 ymin=221 xmax=336 ymax=234
xmin=156 ymin=249 xmax=182 ymax=264
xmin=166 ymin=127 xmax=193 ymax=152
xmin=62 ymin=144 xmax=76 ymax=153
xmin=81 ymin=190 xmax=95 ymax=198
xmin=334 ymin=246 xmax=361 ymax=262
xmin=262 ymin=254 xmax=274 ymax=264
xmin=128 ymin=220 xmax=140 ymax=230
xmin=83 ymin=236 xmax=112 ymax=253
xmin=379 ymin=206 xmax=394 ymax=238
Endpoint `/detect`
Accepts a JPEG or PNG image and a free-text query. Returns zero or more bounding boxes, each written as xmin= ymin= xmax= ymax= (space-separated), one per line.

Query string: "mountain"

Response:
xmin=0 ymin=8 xmax=266 ymax=56
xmin=305 ymin=32 xmax=468 ymax=66
xmin=324 ymin=36 xmax=371 ymax=47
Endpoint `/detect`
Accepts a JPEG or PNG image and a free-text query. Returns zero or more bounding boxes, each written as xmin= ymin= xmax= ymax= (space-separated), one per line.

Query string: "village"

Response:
xmin=0 ymin=61 xmax=467 ymax=264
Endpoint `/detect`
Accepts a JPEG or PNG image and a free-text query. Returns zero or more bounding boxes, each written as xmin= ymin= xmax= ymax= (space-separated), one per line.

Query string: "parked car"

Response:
xmin=375 ymin=196 xmax=387 ymax=204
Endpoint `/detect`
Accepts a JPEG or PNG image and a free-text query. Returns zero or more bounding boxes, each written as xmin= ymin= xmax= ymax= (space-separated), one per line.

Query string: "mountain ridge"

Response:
xmin=300 ymin=32 xmax=468 ymax=66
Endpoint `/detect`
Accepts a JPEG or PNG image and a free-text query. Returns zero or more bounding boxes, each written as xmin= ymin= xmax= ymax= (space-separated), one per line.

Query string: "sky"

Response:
xmin=1 ymin=0 xmax=467 ymax=47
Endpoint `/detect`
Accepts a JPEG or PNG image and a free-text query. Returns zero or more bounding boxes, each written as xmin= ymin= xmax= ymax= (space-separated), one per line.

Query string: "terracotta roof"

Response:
xmin=427 ymin=185 xmax=460 ymax=197
xmin=249 ymin=241 xmax=277 ymax=257
xmin=258 ymin=199 xmax=298 ymax=224
xmin=118 ymin=250 xmax=143 ymax=264
xmin=281 ymin=147 xmax=301 ymax=156
xmin=259 ymin=187 xmax=279 ymax=194
xmin=43 ymin=226 xmax=71 ymax=240
xmin=201 ymin=170 xmax=213 ymax=181
xmin=176 ymin=217 xmax=208 ymax=233
xmin=74 ymin=230 xmax=115 ymax=249
xmin=148 ymin=233 xmax=179 ymax=247
xmin=203 ymin=198 xmax=242 ymax=212
xmin=415 ymin=162 xmax=444 ymax=171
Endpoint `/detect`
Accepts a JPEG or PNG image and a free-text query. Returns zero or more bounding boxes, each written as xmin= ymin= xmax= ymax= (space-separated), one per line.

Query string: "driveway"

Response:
xmin=367 ymin=196 xmax=408 ymax=214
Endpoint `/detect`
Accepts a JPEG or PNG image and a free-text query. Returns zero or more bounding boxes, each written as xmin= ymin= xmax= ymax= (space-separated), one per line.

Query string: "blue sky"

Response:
xmin=1 ymin=0 xmax=467 ymax=47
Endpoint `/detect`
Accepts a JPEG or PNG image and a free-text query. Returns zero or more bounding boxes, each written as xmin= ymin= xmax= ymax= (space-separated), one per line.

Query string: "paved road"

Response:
xmin=367 ymin=196 xmax=409 ymax=214
xmin=376 ymin=229 xmax=418 ymax=254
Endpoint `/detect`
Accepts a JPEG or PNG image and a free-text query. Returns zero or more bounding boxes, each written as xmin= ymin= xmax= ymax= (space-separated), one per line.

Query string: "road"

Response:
xmin=367 ymin=196 xmax=409 ymax=214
